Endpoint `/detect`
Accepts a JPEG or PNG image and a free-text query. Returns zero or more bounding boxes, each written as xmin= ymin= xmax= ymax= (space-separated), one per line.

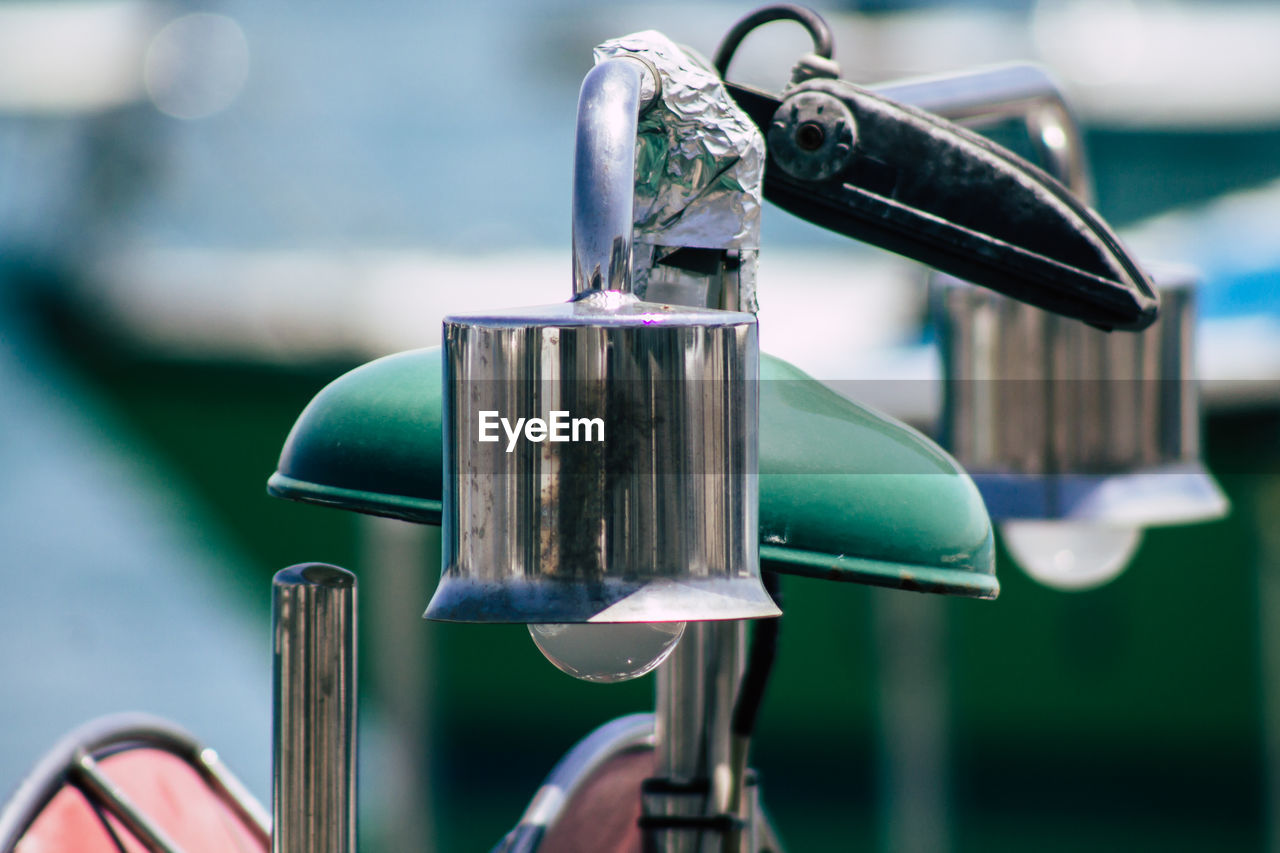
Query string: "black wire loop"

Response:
xmin=713 ymin=4 xmax=835 ymax=79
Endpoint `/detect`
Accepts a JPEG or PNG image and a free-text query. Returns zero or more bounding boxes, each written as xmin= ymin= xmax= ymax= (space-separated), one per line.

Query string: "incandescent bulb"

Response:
xmin=528 ymin=621 xmax=686 ymax=683
xmin=1001 ymin=521 xmax=1143 ymax=591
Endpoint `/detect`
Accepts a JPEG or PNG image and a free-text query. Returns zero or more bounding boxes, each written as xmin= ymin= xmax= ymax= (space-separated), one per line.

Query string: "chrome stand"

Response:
xmin=648 ymin=243 xmax=760 ymax=852
xmin=272 ymin=564 xmax=358 ymax=853
xmin=651 ymin=621 xmax=749 ymax=852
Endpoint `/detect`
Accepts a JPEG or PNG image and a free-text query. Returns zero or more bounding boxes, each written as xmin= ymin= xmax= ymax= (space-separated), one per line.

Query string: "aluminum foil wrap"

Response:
xmin=593 ymin=31 xmax=765 ymax=254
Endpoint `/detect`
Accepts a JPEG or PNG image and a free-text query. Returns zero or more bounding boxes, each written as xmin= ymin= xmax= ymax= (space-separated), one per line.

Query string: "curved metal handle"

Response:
xmin=571 ymin=57 xmax=657 ymax=297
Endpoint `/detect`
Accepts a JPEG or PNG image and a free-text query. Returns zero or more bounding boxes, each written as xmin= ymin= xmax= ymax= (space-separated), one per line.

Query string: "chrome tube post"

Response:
xmin=651 ymin=244 xmax=754 ymax=849
xmin=272 ymin=564 xmax=357 ymax=853
xmin=653 ymin=621 xmax=748 ymax=853
xmin=651 ymin=243 xmax=753 ymax=853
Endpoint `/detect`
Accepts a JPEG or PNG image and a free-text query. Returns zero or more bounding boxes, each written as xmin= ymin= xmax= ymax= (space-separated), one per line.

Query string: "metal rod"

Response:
xmin=272 ymin=563 xmax=358 ymax=853
xmin=872 ymin=592 xmax=952 ymax=853
xmin=195 ymin=746 xmax=273 ymax=848
xmin=362 ymin=515 xmax=437 ymax=852
xmin=645 ymin=195 xmax=758 ymax=851
xmin=653 ymin=620 xmax=748 ymax=853
xmin=572 ymin=56 xmax=656 ymax=296
xmin=70 ymin=752 xmax=186 ymax=853
xmin=1255 ymin=483 xmax=1280 ymax=853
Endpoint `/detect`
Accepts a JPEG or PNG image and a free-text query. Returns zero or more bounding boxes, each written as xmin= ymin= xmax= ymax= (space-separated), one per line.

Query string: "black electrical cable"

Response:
xmin=712 ymin=4 xmax=835 ymax=79
xmin=731 ymin=571 xmax=782 ymax=740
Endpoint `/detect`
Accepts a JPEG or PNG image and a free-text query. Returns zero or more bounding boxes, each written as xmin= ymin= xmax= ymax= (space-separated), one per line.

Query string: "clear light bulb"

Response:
xmin=1001 ymin=521 xmax=1143 ymax=592
xmin=528 ymin=621 xmax=686 ymax=683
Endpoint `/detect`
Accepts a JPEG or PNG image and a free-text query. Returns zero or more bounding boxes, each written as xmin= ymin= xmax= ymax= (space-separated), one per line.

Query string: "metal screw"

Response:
xmin=796 ymin=122 xmax=825 ymax=151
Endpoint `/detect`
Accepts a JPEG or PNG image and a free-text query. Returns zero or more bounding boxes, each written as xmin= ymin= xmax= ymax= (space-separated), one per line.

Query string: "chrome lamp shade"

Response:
xmin=936 ymin=264 xmax=1228 ymax=529
xmin=429 ymin=293 xmax=777 ymax=624
xmin=407 ymin=54 xmax=778 ymax=626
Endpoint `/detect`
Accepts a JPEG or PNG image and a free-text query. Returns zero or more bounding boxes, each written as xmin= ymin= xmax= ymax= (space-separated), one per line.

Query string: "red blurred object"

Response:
xmin=537 ymin=750 xmax=652 ymax=853
xmin=0 ymin=715 xmax=269 ymax=853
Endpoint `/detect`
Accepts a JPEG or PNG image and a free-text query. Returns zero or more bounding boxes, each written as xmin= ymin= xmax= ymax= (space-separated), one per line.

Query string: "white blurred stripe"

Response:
xmin=0 ymin=2 xmax=162 ymax=113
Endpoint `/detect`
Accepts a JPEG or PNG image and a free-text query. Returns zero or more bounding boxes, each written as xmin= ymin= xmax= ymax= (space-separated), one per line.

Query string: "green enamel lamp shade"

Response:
xmin=268 ymin=348 xmax=996 ymax=599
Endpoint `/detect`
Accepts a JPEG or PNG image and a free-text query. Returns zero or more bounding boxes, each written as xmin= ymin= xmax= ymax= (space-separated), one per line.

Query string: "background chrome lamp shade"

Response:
xmin=936 ymin=264 xmax=1229 ymax=530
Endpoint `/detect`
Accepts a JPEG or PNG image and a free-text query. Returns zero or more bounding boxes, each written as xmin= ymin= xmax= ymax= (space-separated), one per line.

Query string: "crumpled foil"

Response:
xmin=593 ymin=31 xmax=765 ymax=253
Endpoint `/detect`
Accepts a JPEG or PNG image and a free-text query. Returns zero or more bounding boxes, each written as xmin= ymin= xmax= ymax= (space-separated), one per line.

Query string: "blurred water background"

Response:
xmin=2 ymin=0 xmax=1280 ymax=850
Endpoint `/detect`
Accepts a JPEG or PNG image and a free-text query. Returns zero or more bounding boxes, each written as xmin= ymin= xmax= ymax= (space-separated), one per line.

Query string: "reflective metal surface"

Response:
xmin=571 ymin=57 xmax=654 ymax=296
xmin=938 ymin=266 xmax=1228 ymax=525
xmin=272 ymin=564 xmax=357 ymax=853
xmin=432 ymin=299 xmax=771 ymax=623
xmin=266 ymin=344 xmax=998 ymax=597
xmin=493 ymin=714 xmax=654 ymax=853
xmin=651 ymin=621 xmax=746 ymax=853
xmin=595 ymin=33 xmax=765 ymax=315
xmin=70 ymin=753 xmax=184 ymax=853
xmin=430 ymin=52 xmax=775 ymax=625
xmin=924 ymin=63 xmax=1225 ymax=526
xmin=594 ymin=32 xmax=764 ymax=254
xmin=624 ymin=63 xmax=752 ymax=840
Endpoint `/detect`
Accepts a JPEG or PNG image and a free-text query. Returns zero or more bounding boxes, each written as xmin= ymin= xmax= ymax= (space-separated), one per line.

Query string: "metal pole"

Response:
xmin=572 ymin=55 xmax=657 ymax=297
xmin=272 ymin=563 xmax=357 ymax=853
xmin=648 ymin=203 xmax=757 ymax=852
xmin=361 ymin=515 xmax=437 ymax=851
xmin=872 ymin=591 xmax=951 ymax=853
xmin=70 ymin=752 xmax=185 ymax=853
xmin=653 ymin=621 xmax=747 ymax=853
xmin=1255 ymin=479 xmax=1280 ymax=853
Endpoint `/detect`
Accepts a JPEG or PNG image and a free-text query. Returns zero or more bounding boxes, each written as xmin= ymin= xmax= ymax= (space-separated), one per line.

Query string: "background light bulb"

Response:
xmin=528 ymin=621 xmax=686 ymax=683
xmin=1001 ymin=521 xmax=1143 ymax=591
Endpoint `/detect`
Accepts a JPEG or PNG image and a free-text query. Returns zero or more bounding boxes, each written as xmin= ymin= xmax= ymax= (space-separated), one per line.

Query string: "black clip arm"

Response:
xmin=725 ymin=76 xmax=1158 ymax=331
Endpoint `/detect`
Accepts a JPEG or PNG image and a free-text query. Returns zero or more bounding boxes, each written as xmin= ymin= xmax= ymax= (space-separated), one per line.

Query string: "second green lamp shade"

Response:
xmin=268 ymin=348 xmax=996 ymax=599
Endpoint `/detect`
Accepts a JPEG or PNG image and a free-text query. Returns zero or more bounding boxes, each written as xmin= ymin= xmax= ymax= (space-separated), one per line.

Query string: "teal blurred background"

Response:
xmin=2 ymin=1 xmax=1280 ymax=850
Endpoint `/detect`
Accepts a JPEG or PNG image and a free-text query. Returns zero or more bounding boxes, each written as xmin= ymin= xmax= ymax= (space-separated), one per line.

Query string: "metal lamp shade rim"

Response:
xmin=267 ymin=471 xmax=442 ymax=526
xmin=971 ymin=461 xmax=1229 ymax=526
xmin=444 ymin=293 xmax=757 ymax=330
xmin=424 ymin=575 xmax=781 ymax=624
xmin=761 ymin=541 xmax=998 ymax=600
